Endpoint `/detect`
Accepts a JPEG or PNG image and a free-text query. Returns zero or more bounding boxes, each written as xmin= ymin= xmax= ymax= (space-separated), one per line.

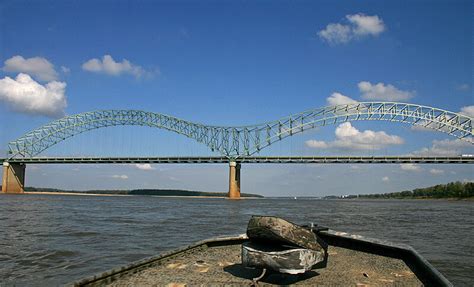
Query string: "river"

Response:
xmin=0 ymin=194 xmax=472 ymax=286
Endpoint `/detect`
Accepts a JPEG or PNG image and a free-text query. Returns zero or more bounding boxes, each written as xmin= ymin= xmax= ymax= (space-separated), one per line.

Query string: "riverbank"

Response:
xmin=345 ymin=197 xmax=474 ymax=201
xmin=324 ymin=181 xmax=473 ymax=200
xmin=22 ymin=191 xmax=262 ymax=199
xmin=23 ymin=191 xmax=132 ymax=197
xmin=14 ymin=187 xmax=264 ymax=198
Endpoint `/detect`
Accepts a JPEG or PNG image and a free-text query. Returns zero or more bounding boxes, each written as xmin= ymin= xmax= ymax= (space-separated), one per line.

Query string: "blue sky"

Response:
xmin=0 ymin=0 xmax=472 ymax=196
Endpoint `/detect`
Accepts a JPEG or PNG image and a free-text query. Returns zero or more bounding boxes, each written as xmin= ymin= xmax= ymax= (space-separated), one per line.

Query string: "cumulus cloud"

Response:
xmin=346 ymin=14 xmax=386 ymax=36
xmin=305 ymin=122 xmax=403 ymax=150
xmin=135 ymin=163 xmax=155 ymax=171
xmin=382 ymin=176 xmax=390 ymax=182
xmin=2 ymin=55 xmax=59 ymax=82
xmin=318 ymin=13 xmax=385 ymax=44
xmin=318 ymin=23 xmax=352 ymax=44
xmin=326 ymin=92 xmax=358 ymax=106
xmin=411 ymin=139 xmax=473 ymax=156
xmin=429 ymin=169 xmax=444 ymax=175
xmin=400 ymin=164 xmax=421 ymax=172
xmin=111 ymin=174 xmax=128 ymax=179
xmin=82 ymin=55 xmax=147 ymax=78
xmin=0 ymin=73 xmax=67 ymax=117
xmin=358 ymin=81 xmax=414 ymax=101
xmin=460 ymin=105 xmax=474 ymax=118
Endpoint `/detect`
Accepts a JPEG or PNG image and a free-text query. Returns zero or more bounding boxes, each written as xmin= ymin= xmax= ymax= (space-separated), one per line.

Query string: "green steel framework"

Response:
xmin=7 ymin=102 xmax=473 ymax=159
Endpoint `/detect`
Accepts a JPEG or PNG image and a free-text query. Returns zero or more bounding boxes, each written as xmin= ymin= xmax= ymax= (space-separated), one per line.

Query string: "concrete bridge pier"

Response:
xmin=2 ymin=162 xmax=26 ymax=193
xmin=228 ymin=161 xmax=241 ymax=199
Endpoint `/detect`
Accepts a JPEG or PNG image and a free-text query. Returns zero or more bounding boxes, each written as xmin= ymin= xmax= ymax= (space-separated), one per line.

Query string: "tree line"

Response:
xmin=357 ymin=181 xmax=474 ymax=199
xmin=18 ymin=187 xmax=263 ymax=198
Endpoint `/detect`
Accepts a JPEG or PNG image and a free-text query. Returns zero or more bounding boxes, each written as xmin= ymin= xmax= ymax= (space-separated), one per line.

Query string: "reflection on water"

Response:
xmin=0 ymin=194 xmax=472 ymax=285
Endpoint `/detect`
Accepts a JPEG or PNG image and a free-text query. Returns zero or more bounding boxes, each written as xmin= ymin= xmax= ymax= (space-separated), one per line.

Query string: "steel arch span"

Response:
xmin=7 ymin=102 xmax=473 ymax=159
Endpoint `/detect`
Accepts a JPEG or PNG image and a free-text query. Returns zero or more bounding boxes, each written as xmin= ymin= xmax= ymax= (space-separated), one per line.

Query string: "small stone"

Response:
xmin=166 ymin=263 xmax=187 ymax=269
xmin=218 ymin=261 xmax=232 ymax=267
xmin=166 ymin=263 xmax=180 ymax=269
xmin=196 ymin=267 xmax=209 ymax=273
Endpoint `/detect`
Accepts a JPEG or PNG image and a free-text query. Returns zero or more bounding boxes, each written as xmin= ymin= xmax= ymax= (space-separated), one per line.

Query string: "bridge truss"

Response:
xmin=7 ymin=102 xmax=473 ymax=159
xmin=5 ymin=156 xmax=474 ymax=164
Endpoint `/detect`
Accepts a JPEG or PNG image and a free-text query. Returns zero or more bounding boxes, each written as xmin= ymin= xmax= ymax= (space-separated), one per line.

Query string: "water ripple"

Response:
xmin=0 ymin=195 xmax=472 ymax=285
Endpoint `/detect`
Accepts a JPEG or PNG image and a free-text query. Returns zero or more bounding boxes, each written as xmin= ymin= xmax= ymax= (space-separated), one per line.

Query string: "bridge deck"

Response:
xmin=2 ymin=156 xmax=473 ymax=164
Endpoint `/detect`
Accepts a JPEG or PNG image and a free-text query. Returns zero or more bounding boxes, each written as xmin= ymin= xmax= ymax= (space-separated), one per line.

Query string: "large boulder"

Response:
xmin=242 ymin=216 xmax=327 ymax=275
xmin=246 ymin=215 xmax=325 ymax=252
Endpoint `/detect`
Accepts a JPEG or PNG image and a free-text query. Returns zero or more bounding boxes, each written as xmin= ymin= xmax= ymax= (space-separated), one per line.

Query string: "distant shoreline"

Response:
xmin=24 ymin=191 xmax=131 ymax=197
xmin=22 ymin=191 xmax=262 ymax=199
xmin=361 ymin=196 xmax=474 ymax=201
xmin=323 ymin=181 xmax=473 ymax=201
xmin=9 ymin=186 xmax=264 ymax=198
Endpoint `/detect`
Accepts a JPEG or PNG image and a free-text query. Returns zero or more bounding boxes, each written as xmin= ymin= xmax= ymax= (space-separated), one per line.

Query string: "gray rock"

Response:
xmin=241 ymin=241 xmax=325 ymax=274
xmin=247 ymin=215 xmax=325 ymax=252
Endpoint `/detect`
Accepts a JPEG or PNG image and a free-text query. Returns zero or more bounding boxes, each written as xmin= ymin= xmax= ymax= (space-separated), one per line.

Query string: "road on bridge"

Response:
xmin=3 ymin=156 xmax=474 ymax=164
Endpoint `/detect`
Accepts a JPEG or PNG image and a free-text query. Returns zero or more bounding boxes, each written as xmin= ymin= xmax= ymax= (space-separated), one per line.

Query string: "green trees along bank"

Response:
xmin=357 ymin=182 xmax=474 ymax=199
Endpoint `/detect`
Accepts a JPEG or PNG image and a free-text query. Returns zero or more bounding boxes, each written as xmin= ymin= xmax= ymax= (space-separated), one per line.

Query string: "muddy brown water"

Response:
xmin=0 ymin=194 xmax=472 ymax=286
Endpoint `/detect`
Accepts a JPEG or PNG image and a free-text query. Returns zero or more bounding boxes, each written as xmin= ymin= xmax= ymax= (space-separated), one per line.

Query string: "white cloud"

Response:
xmin=400 ymin=164 xmax=421 ymax=172
xmin=410 ymin=121 xmax=453 ymax=133
xmin=2 ymin=55 xmax=59 ymax=82
xmin=318 ymin=23 xmax=352 ymax=44
xmin=346 ymin=14 xmax=385 ymax=36
xmin=326 ymin=92 xmax=358 ymax=106
xmin=0 ymin=73 xmax=67 ymax=117
xmin=460 ymin=105 xmax=474 ymax=118
xmin=429 ymin=169 xmax=444 ymax=175
xmin=318 ymin=14 xmax=385 ymax=45
xmin=61 ymin=66 xmax=70 ymax=74
xmin=358 ymin=81 xmax=414 ymax=101
xmin=411 ymin=139 xmax=473 ymax=156
xmin=305 ymin=140 xmax=328 ymax=149
xmin=82 ymin=55 xmax=147 ymax=78
xmin=111 ymin=174 xmax=128 ymax=179
xmin=382 ymin=176 xmax=389 ymax=182
xmin=410 ymin=121 xmax=433 ymax=132
xmin=456 ymin=83 xmax=470 ymax=92
xmin=135 ymin=163 xmax=155 ymax=171
xmin=305 ymin=122 xmax=403 ymax=150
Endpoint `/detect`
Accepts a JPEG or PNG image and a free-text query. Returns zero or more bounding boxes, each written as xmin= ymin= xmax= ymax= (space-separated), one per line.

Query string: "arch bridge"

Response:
xmin=2 ymin=102 xmax=473 ymax=197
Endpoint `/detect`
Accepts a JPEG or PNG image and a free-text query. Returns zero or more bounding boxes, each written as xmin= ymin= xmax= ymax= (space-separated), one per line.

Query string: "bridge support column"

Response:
xmin=228 ymin=161 xmax=241 ymax=199
xmin=2 ymin=162 xmax=26 ymax=194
